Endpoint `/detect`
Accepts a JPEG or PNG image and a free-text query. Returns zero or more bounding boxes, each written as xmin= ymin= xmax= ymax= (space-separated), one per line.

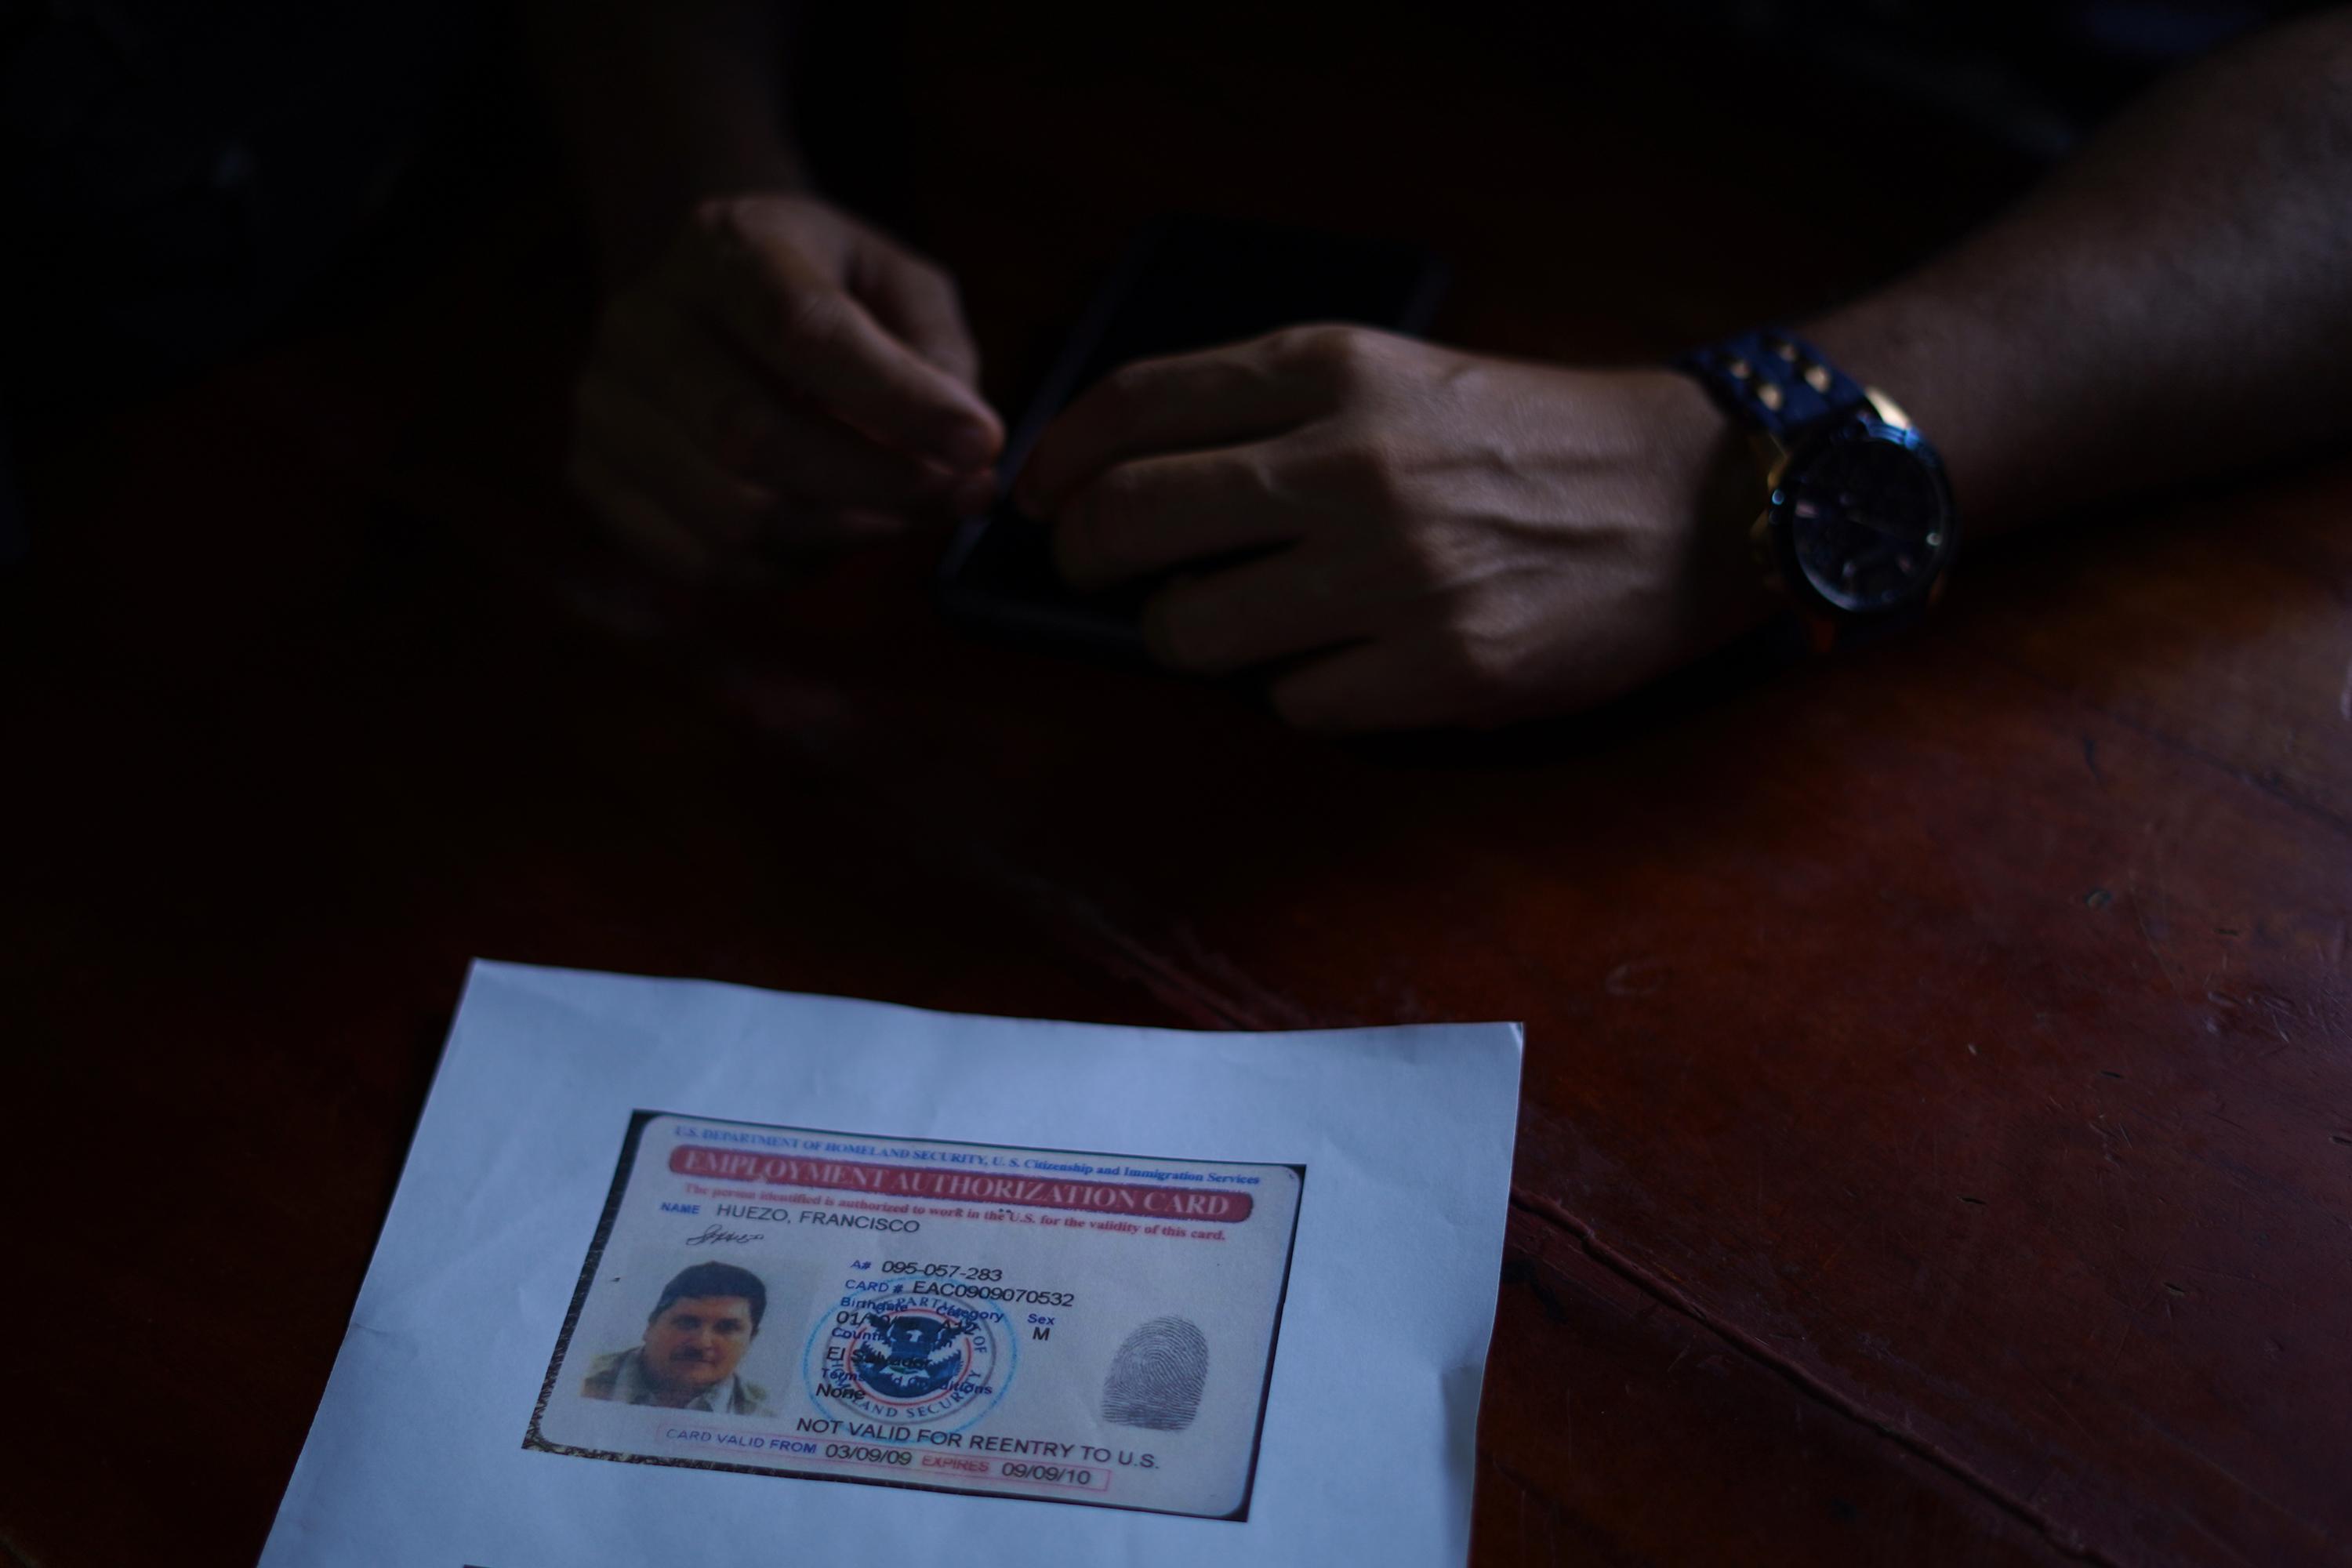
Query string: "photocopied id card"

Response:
xmin=528 ymin=1113 xmax=1303 ymax=1517
xmin=258 ymin=962 xmax=1523 ymax=1568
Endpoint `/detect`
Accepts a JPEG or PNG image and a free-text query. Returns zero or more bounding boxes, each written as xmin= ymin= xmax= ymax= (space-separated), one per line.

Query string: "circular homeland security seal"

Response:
xmin=801 ymin=1282 xmax=1015 ymax=1428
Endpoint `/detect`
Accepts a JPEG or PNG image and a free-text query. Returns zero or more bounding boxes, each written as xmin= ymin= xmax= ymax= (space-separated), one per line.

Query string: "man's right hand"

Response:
xmin=568 ymin=193 xmax=1002 ymax=581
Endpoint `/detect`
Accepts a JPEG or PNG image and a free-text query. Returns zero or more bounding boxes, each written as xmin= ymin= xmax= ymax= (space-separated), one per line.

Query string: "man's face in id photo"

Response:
xmin=642 ymin=1295 xmax=757 ymax=1396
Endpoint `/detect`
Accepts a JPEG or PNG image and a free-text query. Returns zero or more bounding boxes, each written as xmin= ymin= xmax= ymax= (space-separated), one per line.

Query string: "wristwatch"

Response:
xmin=1676 ymin=328 xmax=1957 ymax=652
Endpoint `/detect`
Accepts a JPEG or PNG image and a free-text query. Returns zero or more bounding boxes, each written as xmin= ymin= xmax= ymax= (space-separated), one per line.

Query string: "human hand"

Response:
xmin=1016 ymin=327 xmax=1769 ymax=731
xmin=568 ymin=193 xmax=1003 ymax=580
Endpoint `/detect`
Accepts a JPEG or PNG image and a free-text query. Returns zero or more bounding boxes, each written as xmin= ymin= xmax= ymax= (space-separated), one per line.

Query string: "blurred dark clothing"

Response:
xmin=0 ymin=0 xmax=497 ymax=561
xmin=1 ymin=0 xmax=488 ymax=407
xmin=0 ymin=0 xmax=2330 ymax=563
xmin=1 ymin=0 xmax=2320 ymax=401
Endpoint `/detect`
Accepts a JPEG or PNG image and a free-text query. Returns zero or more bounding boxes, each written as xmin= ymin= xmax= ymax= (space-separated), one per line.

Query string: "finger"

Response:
xmin=749 ymin=400 xmax=988 ymax=515
xmin=574 ymin=371 xmax=778 ymax=548
xmin=697 ymin=209 xmax=1001 ymax=469
xmin=1020 ymin=336 xmax=1331 ymax=517
xmin=822 ymin=506 xmax=918 ymax=544
xmin=601 ymin=315 xmax=984 ymax=515
xmin=568 ymin=445 xmax=714 ymax=583
xmin=855 ymin=245 xmax=983 ymax=390
xmin=1267 ymin=634 xmax=1482 ymax=734
xmin=1140 ymin=551 xmax=1370 ymax=675
xmin=1053 ymin=444 xmax=1299 ymax=591
xmin=759 ymin=505 xmax=924 ymax=560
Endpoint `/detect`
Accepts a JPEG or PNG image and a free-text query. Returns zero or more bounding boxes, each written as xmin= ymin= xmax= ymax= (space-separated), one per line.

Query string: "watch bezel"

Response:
xmin=1759 ymin=405 xmax=1958 ymax=623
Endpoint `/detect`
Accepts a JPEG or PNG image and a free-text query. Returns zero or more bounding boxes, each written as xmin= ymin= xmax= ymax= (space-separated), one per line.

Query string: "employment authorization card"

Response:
xmin=259 ymin=963 xmax=1521 ymax=1568
xmin=528 ymin=1113 xmax=1303 ymax=1517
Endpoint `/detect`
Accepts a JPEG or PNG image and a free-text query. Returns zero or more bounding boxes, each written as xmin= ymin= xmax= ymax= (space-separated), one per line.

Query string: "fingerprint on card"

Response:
xmin=1101 ymin=1316 xmax=1209 ymax=1431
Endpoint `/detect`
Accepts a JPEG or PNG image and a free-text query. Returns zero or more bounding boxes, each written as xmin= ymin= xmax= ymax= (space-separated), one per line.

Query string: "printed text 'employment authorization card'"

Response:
xmin=528 ymin=1113 xmax=1302 ymax=1517
xmin=260 ymin=963 xmax=1521 ymax=1568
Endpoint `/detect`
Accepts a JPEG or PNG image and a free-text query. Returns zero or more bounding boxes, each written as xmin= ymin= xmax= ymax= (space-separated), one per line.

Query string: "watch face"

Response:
xmin=1773 ymin=419 xmax=1955 ymax=616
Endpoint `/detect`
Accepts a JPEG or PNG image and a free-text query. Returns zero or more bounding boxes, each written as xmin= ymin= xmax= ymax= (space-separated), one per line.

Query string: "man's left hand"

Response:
xmin=1018 ymin=327 xmax=1772 ymax=731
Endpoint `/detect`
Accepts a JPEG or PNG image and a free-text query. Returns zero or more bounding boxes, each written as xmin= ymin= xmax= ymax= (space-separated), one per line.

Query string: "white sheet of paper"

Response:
xmin=259 ymin=961 xmax=1523 ymax=1567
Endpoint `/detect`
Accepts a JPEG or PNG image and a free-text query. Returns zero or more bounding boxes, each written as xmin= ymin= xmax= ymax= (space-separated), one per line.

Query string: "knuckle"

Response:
xmin=1226 ymin=444 xmax=1285 ymax=510
xmin=683 ymin=198 xmax=763 ymax=278
xmin=1078 ymin=466 xmax=1146 ymax=546
xmin=1396 ymin=524 xmax=1461 ymax=588
xmin=1345 ymin=438 xmax=1417 ymax=518
xmin=689 ymin=194 xmax=756 ymax=244
xmin=1266 ymin=323 xmax=1342 ymax=362
xmin=1093 ymin=361 xmax=1157 ymax=431
xmin=775 ymin=285 xmax=846 ymax=350
xmin=1274 ymin=324 xmax=1379 ymax=387
xmin=1257 ymin=326 xmax=1312 ymax=365
xmin=712 ymin=476 xmax=780 ymax=526
xmin=1321 ymin=324 xmax=1376 ymax=368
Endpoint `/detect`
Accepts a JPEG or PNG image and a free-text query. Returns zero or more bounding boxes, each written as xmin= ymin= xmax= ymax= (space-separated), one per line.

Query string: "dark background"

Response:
xmin=4 ymin=5 xmax=2348 ymax=1567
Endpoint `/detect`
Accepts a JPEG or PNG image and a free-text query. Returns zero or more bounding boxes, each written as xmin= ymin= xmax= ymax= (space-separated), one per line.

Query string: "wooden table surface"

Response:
xmin=5 ymin=10 xmax=2348 ymax=1566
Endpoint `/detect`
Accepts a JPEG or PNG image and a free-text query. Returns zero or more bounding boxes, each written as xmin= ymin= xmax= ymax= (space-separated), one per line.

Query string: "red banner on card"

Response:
xmin=667 ymin=1146 xmax=1255 ymax=1223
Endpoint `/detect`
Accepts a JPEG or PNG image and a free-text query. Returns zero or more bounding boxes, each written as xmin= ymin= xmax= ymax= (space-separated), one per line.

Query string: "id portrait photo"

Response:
xmin=580 ymin=1260 xmax=776 ymax=1417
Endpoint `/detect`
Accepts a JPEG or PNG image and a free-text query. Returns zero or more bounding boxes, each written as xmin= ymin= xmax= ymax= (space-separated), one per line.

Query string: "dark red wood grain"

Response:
xmin=4 ymin=10 xmax=2347 ymax=1566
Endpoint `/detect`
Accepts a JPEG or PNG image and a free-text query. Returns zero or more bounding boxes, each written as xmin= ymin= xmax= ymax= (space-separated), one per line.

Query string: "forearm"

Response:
xmin=522 ymin=0 xmax=805 ymax=280
xmin=1806 ymin=8 xmax=2352 ymax=537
